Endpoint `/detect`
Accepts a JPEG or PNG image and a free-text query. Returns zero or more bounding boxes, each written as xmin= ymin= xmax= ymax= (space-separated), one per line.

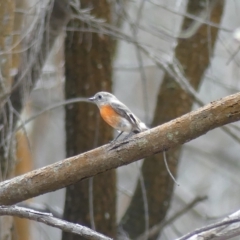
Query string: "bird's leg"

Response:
xmin=111 ymin=130 xmax=137 ymax=144
xmin=111 ymin=131 xmax=124 ymax=143
xmin=123 ymin=132 xmax=134 ymax=140
xmin=115 ymin=131 xmax=124 ymax=140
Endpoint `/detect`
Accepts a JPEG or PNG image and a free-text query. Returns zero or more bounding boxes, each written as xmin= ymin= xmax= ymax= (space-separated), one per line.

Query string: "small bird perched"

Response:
xmin=89 ymin=91 xmax=148 ymax=140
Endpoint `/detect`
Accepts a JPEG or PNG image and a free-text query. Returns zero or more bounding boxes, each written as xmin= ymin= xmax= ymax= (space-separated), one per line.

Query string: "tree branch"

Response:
xmin=0 ymin=92 xmax=239 ymax=205
xmin=0 ymin=205 xmax=111 ymax=240
xmin=177 ymin=209 xmax=240 ymax=240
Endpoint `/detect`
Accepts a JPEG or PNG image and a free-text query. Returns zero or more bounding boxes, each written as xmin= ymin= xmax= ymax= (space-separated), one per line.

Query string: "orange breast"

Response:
xmin=100 ymin=105 xmax=121 ymax=129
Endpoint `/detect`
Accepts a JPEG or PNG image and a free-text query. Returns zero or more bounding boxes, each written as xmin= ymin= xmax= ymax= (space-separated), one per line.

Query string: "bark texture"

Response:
xmin=62 ymin=1 xmax=116 ymax=239
xmin=120 ymin=1 xmax=225 ymax=238
xmin=14 ymin=129 xmax=33 ymax=240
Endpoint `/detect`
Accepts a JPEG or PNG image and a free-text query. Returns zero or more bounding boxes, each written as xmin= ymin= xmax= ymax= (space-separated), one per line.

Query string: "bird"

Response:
xmin=89 ymin=91 xmax=148 ymax=141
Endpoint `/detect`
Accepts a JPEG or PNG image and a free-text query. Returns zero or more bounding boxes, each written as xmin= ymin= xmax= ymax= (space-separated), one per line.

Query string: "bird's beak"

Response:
xmin=88 ymin=96 xmax=95 ymax=102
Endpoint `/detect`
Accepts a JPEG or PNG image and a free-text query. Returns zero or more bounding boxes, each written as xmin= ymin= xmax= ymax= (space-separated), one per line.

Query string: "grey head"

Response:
xmin=89 ymin=91 xmax=117 ymax=106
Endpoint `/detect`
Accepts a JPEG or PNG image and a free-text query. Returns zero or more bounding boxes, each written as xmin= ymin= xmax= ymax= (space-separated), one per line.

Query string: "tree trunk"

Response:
xmin=62 ymin=1 xmax=116 ymax=239
xmin=0 ymin=0 xmax=15 ymax=179
xmin=13 ymin=1 xmax=32 ymax=238
xmin=0 ymin=1 xmax=70 ymax=239
xmin=120 ymin=1 xmax=225 ymax=239
xmin=0 ymin=1 xmax=15 ymax=239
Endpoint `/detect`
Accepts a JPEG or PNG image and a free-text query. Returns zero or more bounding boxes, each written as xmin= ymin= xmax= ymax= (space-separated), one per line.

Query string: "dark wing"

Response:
xmin=110 ymin=101 xmax=141 ymax=132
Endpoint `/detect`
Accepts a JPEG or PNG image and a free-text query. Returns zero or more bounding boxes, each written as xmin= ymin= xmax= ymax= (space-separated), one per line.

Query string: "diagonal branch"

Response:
xmin=0 ymin=92 xmax=239 ymax=205
xmin=0 ymin=205 xmax=111 ymax=240
xmin=177 ymin=209 xmax=240 ymax=240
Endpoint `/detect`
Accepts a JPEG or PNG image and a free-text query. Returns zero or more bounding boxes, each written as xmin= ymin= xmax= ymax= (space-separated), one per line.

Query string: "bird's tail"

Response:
xmin=133 ymin=121 xmax=149 ymax=133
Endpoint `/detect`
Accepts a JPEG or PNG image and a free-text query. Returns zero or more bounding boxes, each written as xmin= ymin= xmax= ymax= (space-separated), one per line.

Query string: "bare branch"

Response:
xmin=16 ymin=98 xmax=89 ymax=131
xmin=17 ymin=202 xmax=63 ymax=219
xmin=0 ymin=205 xmax=111 ymax=240
xmin=0 ymin=92 xmax=239 ymax=205
xmin=4 ymin=0 xmax=71 ymax=124
xmin=149 ymin=0 xmax=232 ymax=33
xmin=163 ymin=151 xmax=179 ymax=186
xmin=177 ymin=209 xmax=240 ymax=240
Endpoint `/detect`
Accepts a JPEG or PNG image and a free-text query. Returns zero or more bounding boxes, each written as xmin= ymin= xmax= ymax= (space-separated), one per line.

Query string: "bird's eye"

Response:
xmin=98 ymin=95 xmax=102 ymax=99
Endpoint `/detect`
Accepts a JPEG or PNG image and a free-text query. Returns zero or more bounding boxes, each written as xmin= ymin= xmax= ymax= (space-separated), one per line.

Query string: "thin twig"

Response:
xmin=0 ymin=98 xmax=89 ymax=149
xmin=136 ymin=196 xmax=207 ymax=240
xmin=148 ymin=0 xmax=232 ymax=34
xmin=16 ymin=97 xmax=88 ymax=131
xmin=163 ymin=151 xmax=179 ymax=186
xmin=17 ymin=202 xmax=63 ymax=219
xmin=177 ymin=210 xmax=240 ymax=240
